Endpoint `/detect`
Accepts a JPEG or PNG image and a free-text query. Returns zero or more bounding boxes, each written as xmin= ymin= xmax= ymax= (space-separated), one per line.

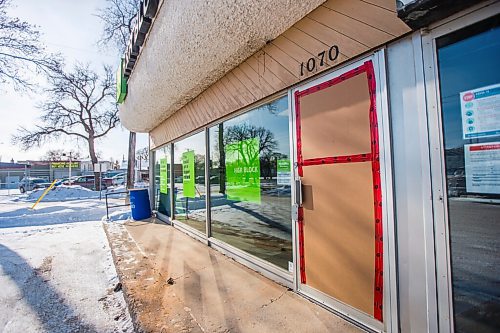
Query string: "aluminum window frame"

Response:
xmin=150 ymin=92 xmax=295 ymax=283
xmin=151 ymin=141 xmax=173 ymax=222
xmin=170 ymin=129 xmax=208 ymax=241
xmin=421 ymin=2 xmax=500 ymax=332
xmin=205 ymin=93 xmax=295 ymax=280
xmin=290 ymin=50 xmax=397 ymax=333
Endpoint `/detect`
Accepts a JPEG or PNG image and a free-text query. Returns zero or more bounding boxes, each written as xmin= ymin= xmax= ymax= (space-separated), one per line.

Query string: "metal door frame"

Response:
xmin=421 ymin=2 xmax=500 ymax=332
xmin=290 ymin=51 xmax=397 ymax=333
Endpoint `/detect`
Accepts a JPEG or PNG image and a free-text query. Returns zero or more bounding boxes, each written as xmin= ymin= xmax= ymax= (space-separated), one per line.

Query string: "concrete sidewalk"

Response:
xmin=104 ymin=219 xmax=362 ymax=333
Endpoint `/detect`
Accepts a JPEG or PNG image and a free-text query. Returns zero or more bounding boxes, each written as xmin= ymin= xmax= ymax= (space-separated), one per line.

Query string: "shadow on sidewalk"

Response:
xmin=0 ymin=243 xmax=99 ymax=332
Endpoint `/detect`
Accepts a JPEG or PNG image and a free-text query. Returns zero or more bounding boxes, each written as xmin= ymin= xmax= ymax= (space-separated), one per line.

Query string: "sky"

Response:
xmin=0 ymin=0 xmax=148 ymax=163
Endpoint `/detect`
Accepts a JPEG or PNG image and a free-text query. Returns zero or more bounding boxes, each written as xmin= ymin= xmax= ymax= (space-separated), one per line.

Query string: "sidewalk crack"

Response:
xmin=260 ymin=290 xmax=287 ymax=309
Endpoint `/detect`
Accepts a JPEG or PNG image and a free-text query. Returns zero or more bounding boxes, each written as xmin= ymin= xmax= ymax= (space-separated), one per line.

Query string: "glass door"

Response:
xmin=435 ymin=15 xmax=500 ymax=333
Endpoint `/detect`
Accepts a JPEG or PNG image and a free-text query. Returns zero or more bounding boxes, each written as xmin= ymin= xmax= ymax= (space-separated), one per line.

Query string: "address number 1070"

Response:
xmin=300 ymin=45 xmax=340 ymax=76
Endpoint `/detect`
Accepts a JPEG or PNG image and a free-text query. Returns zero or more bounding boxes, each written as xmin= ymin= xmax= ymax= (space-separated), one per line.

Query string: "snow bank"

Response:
xmin=106 ymin=185 xmax=126 ymax=193
xmin=26 ymin=185 xmax=100 ymax=202
xmin=105 ymin=209 xmax=132 ymax=222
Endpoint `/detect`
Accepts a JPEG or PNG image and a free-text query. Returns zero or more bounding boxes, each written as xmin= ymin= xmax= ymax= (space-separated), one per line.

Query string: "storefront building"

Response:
xmin=118 ymin=1 xmax=500 ymax=332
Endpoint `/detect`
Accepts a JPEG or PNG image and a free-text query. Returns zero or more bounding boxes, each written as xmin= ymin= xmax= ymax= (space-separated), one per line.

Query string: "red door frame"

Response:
xmin=294 ymin=60 xmax=384 ymax=321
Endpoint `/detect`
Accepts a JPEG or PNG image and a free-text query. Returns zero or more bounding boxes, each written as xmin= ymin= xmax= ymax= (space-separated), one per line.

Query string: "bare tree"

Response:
xmin=212 ymin=124 xmax=279 ymax=189
xmin=224 ymin=124 xmax=278 ymax=157
xmin=96 ymin=0 xmax=140 ymax=190
xmin=0 ymin=0 xmax=61 ymax=90
xmin=12 ymin=63 xmax=119 ymax=188
xmin=136 ymin=147 xmax=149 ymax=161
xmin=95 ymin=0 xmax=139 ymax=54
xmin=42 ymin=149 xmax=82 ymax=161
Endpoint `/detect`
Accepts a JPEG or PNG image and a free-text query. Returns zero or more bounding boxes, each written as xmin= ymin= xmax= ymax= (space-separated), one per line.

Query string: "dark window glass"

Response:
xmin=173 ymin=131 xmax=206 ymax=233
xmin=209 ymin=96 xmax=292 ymax=270
xmin=437 ymin=16 xmax=500 ymax=333
xmin=154 ymin=144 xmax=171 ymax=217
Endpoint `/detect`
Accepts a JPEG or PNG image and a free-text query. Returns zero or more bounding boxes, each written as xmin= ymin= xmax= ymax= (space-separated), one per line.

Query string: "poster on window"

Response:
xmin=464 ymin=142 xmax=500 ymax=194
xmin=225 ymin=137 xmax=261 ymax=203
xmin=159 ymin=158 xmax=168 ymax=194
xmin=181 ymin=150 xmax=196 ymax=198
xmin=277 ymin=159 xmax=291 ymax=185
xmin=460 ymin=83 xmax=500 ymax=139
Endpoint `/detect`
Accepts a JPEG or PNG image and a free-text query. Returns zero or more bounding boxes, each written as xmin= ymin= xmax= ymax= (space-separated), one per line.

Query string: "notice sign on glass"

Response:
xmin=460 ymin=83 xmax=500 ymax=139
xmin=225 ymin=137 xmax=261 ymax=203
xmin=182 ymin=150 xmax=196 ymax=198
xmin=159 ymin=158 xmax=168 ymax=194
xmin=464 ymin=142 xmax=500 ymax=194
xmin=277 ymin=159 xmax=291 ymax=185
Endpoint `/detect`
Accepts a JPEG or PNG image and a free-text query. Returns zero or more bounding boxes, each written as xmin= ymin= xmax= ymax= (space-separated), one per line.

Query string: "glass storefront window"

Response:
xmin=173 ymin=131 xmax=206 ymax=233
xmin=154 ymin=144 xmax=171 ymax=217
xmin=209 ymin=95 xmax=292 ymax=270
xmin=437 ymin=16 xmax=500 ymax=333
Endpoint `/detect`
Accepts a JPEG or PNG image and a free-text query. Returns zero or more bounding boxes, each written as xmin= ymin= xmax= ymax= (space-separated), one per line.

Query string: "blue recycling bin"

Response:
xmin=129 ymin=188 xmax=151 ymax=220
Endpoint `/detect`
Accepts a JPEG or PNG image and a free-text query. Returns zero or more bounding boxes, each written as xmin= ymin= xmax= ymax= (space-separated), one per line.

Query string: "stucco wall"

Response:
xmin=119 ymin=0 xmax=326 ymax=132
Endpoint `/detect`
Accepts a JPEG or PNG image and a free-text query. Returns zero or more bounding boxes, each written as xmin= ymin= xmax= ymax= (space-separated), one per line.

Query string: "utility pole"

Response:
xmin=63 ymin=152 xmax=73 ymax=185
xmin=69 ymin=152 xmax=72 ymax=184
xmin=126 ymin=132 xmax=136 ymax=191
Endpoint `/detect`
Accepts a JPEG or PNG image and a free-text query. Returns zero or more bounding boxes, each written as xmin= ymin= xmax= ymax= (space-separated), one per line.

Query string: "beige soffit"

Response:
xmin=119 ymin=0 xmax=326 ymax=133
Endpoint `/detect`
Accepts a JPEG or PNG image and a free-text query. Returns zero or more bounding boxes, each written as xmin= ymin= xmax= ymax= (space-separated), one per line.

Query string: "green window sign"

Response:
xmin=277 ymin=159 xmax=291 ymax=185
xmin=116 ymin=58 xmax=127 ymax=104
xmin=182 ymin=150 xmax=196 ymax=198
xmin=159 ymin=158 xmax=168 ymax=194
xmin=225 ymin=137 xmax=261 ymax=203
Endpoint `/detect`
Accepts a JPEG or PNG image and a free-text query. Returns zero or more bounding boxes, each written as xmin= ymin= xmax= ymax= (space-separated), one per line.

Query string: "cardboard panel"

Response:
xmin=300 ymin=74 xmax=372 ymax=160
xmin=302 ymin=162 xmax=375 ymax=316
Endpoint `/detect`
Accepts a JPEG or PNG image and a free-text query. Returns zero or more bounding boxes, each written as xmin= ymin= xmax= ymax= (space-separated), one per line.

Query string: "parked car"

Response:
xmin=447 ymin=169 xmax=466 ymax=197
xmin=195 ymin=175 xmax=205 ymax=184
xmin=64 ymin=175 xmax=96 ymax=190
xmin=111 ymin=173 xmax=126 ymax=186
xmin=102 ymin=173 xmax=126 ymax=187
xmin=18 ymin=177 xmax=52 ymax=193
xmin=104 ymin=170 xmax=125 ymax=178
xmin=54 ymin=176 xmax=78 ymax=186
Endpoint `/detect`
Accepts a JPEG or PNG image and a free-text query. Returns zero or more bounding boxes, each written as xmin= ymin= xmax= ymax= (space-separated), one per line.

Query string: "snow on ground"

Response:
xmin=22 ymin=185 xmax=134 ymax=202
xmin=0 ymin=189 xmax=21 ymax=196
xmin=0 ymin=195 xmax=133 ymax=332
xmin=25 ymin=185 xmax=101 ymax=202
xmin=0 ymin=199 xmax=122 ymax=229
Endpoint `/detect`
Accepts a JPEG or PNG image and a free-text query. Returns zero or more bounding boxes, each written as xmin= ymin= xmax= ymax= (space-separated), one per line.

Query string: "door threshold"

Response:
xmin=298 ymin=285 xmax=384 ymax=333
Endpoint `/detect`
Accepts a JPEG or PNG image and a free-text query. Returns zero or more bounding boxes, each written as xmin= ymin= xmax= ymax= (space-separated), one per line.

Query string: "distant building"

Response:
xmin=0 ymin=162 xmax=26 ymax=189
xmin=16 ymin=160 xmax=82 ymax=181
xmin=80 ymin=160 xmax=116 ymax=175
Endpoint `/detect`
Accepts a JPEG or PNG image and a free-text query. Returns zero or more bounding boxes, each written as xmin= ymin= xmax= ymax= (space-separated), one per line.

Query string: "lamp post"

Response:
xmin=62 ymin=152 xmax=73 ymax=185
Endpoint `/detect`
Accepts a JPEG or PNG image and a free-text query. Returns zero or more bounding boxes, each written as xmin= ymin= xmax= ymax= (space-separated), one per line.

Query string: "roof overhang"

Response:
xmin=118 ymin=0 xmax=326 ymax=133
xmin=397 ymin=0 xmax=485 ymax=29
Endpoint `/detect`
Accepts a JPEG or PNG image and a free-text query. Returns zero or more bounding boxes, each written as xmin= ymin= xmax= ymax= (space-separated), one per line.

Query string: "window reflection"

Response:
xmin=437 ymin=16 xmax=500 ymax=333
xmin=209 ymin=96 xmax=292 ymax=270
xmin=173 ymin=131 xmax=206 ymax=233
xmin=154 ymin=145 xmax=171 ymax=217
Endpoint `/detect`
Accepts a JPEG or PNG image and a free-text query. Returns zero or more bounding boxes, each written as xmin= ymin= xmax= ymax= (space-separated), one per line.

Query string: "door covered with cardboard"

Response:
xmin=294 ymin=61 xmax=383 ymax=328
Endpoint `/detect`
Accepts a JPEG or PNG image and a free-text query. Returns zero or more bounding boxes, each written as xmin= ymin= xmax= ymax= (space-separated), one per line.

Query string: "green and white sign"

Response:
xmin=159 ymin=158 xmax=168 ymax=194
xmin=116 ymin=58 xmax=127 ymax=104
xmin=277 ymin=159 xmax=291 ymax=185
xmin=182 ymin=150 xmax=196 ymax=198
xmin=225 ymin=137 xmax=261 ymax=203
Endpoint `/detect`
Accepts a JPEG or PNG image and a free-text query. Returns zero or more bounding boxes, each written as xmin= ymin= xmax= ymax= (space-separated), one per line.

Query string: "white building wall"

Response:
xmin=387 ymin=33 xmax=439 ymax=333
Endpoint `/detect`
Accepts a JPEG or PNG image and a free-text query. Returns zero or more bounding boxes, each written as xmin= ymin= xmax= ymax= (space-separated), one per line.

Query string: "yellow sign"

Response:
xmin=50 ymin=162 xmax=79 ymax=168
